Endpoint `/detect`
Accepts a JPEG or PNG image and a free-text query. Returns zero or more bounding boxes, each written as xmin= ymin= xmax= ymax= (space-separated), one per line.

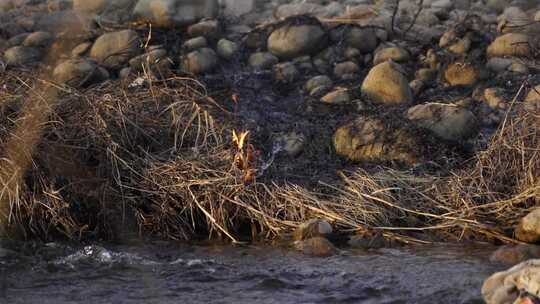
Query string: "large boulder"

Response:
xmin=90 ymin=30 xmax=141 ymax=69
xmin=361 ymin=61 xmax=413 ymax=105
xmin=53 ymin=59 xmax=109 ymax=88
xmin=482 ymin=259 xmax=540 ymax=304
xmin=516 ymin=208 xmax=540 ymax=244
xmin=267 ymin=20 xmax=327 ymax=59
xmin=407 ymin=103 xmax=478 ymax=141
xmin=333 ymin=116 xmax=421 ymax=164
xmin=487 ymin=33 xmax=531 ymax=57
xmin=133 ymin=0 xmax=219 ymax=28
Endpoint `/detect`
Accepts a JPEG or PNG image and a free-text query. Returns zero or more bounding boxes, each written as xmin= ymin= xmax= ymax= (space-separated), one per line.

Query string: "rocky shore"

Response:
xmin=0 ymin=0 xmax=540 ymax=302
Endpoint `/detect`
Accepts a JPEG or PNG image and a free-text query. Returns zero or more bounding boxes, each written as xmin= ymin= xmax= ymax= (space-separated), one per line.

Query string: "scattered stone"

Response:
xmin=524 ymin=85 xmax=540 ymax=112
xmin=516 ymin=208 xmax=540 ymax=243
xmin=182 ymin=36 xmax=208 ymax=51
xmin=293 ymin=219 xmax=332 ymax=241
xmin=47 ymin=0 xmax=71 ymax=11
xmin=447 ymin=36 xmax=472 ymax=55
xmin=275 ymin=131 xmax=306 ymax=157
xmin=305 ymin=75 xmax=333 ymax=96
xmin=53 ymin=58 xmax=109 ymax=87
xmin=90 ymin=30 xmax=141 ymax=69
xmin=7 ymin=33 xmax=30 ymax=47
xmin=133 ymin=0 xmax=219 ymax=28
xmin=482 ymin=260 xmax=540 ymax=304
xmin=3 ymin=46 xmax=41 ymax=66
xmin=407 ymin=103 xmax=479 ymax=141
xmin=487 ymin=33 xmax=531 ymax=57
xmin=129 ymin=48 xmax=167 ymax=71
xmin=248 ymin=52 xmax=278 ymax=70
xmin=216 ymin=39 xmax=238 ymax=60
xmin=490 ymin=244 xmax=540 ymax=265
xmin=294 ymin=237 xmax=338 ymax=257
xmin=343 ymin=47 xmax=362 ymax=61
xmin=267 ymin=21 xmax=327 ymax=59
xmin=508 ymin=62 xmax=529 ymax=74
xmin=73 ymin=0 xmax=108 ymax=14
xmin=483 ymin=87 xmax=507 ymax=110
xmin=361 ymin=61 xmax=413 ymax=105
xmin=321 ymin=88 xmax=351 ymax=105
xmin=486 ymin=57 xmax=513 ymax=73
xmin=187 ymin=19 xmax=220 ymax=39
xmin=409 ymin=79 xmax=425 ymax=96
xmin=71 ymin=42 xmax=92 ymax=58
xmin=181 ymin=47 xmax=218 ymax=74
xmin=373 ymin=47 xmax=410 ymax=65
xmin=333 ymin=61 xmax=359 ymax=79
xmin=273 ymin=62 xmax=299 ymax=83
xmin=333 ymin=116 xmax=420 ymax=164
xmin=22 ymin=31 xmax=52 ymax=48
xmin=274 ymin=3 xmax=325 ymax=19
xmin=342 ymin=27 xmax=378 ymax=53
xmin=444 ymin=62 xmax=480 ymax=87
xmin=119 ymin=66 xmax=131 ymax=79
xmin=415 ymin=68 xmax=438 ymax=83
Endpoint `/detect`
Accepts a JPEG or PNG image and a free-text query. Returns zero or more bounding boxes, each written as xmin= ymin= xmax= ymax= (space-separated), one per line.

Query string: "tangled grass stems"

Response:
xmin=0 ymin=70 xmax=538 ymax=243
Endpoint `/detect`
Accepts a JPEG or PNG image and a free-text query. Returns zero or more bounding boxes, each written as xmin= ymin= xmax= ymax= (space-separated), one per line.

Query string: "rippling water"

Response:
xmin=0 ymin=241 xmax=504 ymax=303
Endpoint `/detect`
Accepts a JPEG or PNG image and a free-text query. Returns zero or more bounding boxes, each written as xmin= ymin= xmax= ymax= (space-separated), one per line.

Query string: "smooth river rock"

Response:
xmin=361 ymin=61 xmax=413 ymax=105
xmin=267 ymin=20 xmax=327 ymax=59
xmin=133 ymin=0 xmax=219 ymax=28
xmin=90 ymin=30 xmax=141 ymax=69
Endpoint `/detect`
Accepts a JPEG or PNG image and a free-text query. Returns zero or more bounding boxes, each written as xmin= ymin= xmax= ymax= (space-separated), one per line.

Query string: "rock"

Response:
xmin=524 ymin=85 xmax=540 ymax=112
xmin=3 ymin=46 xmax=41 ymax=65
xmin=415 ymin=68 xmax=438 ymax=83
xmin=119 ymin=67 xmax=131 ymax=79
xmin=133 ymin=0 xmax=219 ymax=28
xmin=35 ymin=10 xmax=95 ymax=36
xmin=22 ymin=31 xmax=52 ymax=48
xmin=361 ymin=61 xmax=413 ymax=105
xmin=487 ymin=57 xmax=513 ymax=72
xmin=294 ymin=237 xmax=338 ymax=257
xmin=508 ymin=62 xmax=529 ymax=74
xmin=490 ymin=244 xmax=540 ymax=265
xmin=409 ymin=79 xmax=425 ymax=96
xmin=448 ymin=36 xmax=472 ymax=55
xmin=321 ymin=88 xmax=351 ymax=105
xmin=182 ymin=36 xmax=207 ymax=51
xmin=516 ymin=208 xmax=540 ymax=243
xmin=90 ymin=30 xmax=141 ymax=69
xmin=482 ymin=260 xmax=540 ymax=304
xmin=293 ymin=219 xmax=332 ymax=241
xmin=407 ymin=103 xmax=478 ymax=141
xmin=343 ymin=47 xmax=362 ymax=61
xmin=333 ymin=61 xmax=359 ymax=79
xmin=53 ymin=58 xmax=109 ymax=87
xmin=129 ymin=48 xmax=167 ymax=70
xmin=487 ymin=33 xmax=531 ymax=57
xmin=47 ymin=0 xmax=71 ymax=11
xmin=180 ymin=47 xmax=218 ymax=74
xmin=342 ymin=27 xmax=378 ymax=53
xmin=444 ymin=62 xmax=480 ymax=87
xmin=248 ymin=52 xmax=278 ymax=70
xmin=216 ymin=39 xmax=238 ymax=60
xmin=333 ymin=116 xmax=420 ymax=164
xmin=71 ymin=42 xmax=92 ymax=57
xmin=273 ymin=3 xmax=324 ymax=19
xmin=305 ymin=75 xmax=333 ymax=96
xmin=187 ymin=19 xmax=220 ymax=39
xmin=486 ymin=0 xmax=510 ymax=13
xmin=275 ymin=131 xmax=306 ymax=157
xmin=267 ymin=21 xmax=327 ymax=59
xmin=483 ymin=87 xmax=507 ymax=110
xmin=73 ymin=0 xmax=108 ymax=14
xmin=373 ymin=47 xmax=410 ymax=65
xmin=273 ymin=62 xmax=299 ymax=83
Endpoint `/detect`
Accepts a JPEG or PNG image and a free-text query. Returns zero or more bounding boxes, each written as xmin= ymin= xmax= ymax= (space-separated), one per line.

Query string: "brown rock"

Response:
xmin=524 ymin=85 xmax=540 ymax=112
xmin=373 ymin=47 xmax=410 ymax=65
xmin=361 ymin=61 xmax=412 ymax=105
xmin=267 ymin=21 xmax=327 ymax=59
xmin=516 ymin=208 xmax=540 ymax=243
xmin=293 ymin=219 xmax=332 ymax=241
xmin=444 ymin=62 xmax=480 ymax=87
xmin=490 ymin=244 xmax=540 ymax=265
xmin=487 ymin=33 xmax=531 ymax=57
xmin=294 ymin=237 xmax=338 ymax=257
xmin=53 ymin=58 xmax=109 ymax=87
xmin=180 ymin=47 xmax=218 ymax=74
xmin=90 ymin=30 xmax=141 ymax=69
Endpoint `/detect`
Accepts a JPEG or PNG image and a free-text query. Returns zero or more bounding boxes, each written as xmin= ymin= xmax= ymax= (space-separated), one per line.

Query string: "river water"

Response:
xmin=0 ymin=241 xmax=503 ymax=303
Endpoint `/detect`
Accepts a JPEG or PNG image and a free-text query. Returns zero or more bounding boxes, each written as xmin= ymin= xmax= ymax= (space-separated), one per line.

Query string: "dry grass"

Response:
xmin=0 ymin=69 xmax=538 ymax=244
